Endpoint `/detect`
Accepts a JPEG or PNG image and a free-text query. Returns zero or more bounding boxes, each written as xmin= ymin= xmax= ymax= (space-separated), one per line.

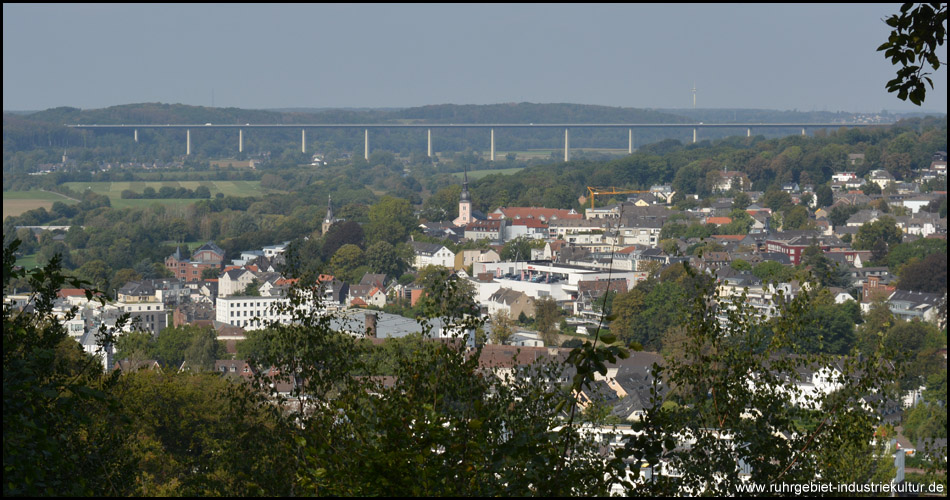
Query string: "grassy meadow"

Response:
xmin=2 ymin=190 xmax=79 ymax=217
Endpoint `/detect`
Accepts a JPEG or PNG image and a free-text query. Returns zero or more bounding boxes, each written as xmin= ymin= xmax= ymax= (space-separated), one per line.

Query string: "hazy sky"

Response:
xmin=3 ymin=3 xmax=947 ymax=113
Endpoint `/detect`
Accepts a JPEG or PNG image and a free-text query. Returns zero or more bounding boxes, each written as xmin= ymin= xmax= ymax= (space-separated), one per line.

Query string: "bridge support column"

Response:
xmin=427 ymin=129 xmax=432 ymax=157
xmin=134 ymin=129 xmax=138 ymax=143
xmin=239 ymin=129 xmax=243 ymax=153
xmin=490 ymin=128 xmax=495 ymax=161
xmin=747 ymin=128 xmax=751 ymax=137
xmin=186 ymin=129 xmax=191 ymax=155
xmin=564 ymin=128 xmax=570 ymax=162
xmin=628 ymin=129 xmax=633 ymax=154
xmin=802 ymin=128 xmax=806 ymax=136
xmin=364 ymin=129 xmax=369 ymax=160
xmin=693 ymin=128 xmax=697 ymax=144
xmin=302 ymin=129 xmax=307 ymax=153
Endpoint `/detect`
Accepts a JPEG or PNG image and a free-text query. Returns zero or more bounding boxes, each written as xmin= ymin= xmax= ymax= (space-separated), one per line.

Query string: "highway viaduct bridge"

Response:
xmin=66 ymin=122 xmax=890 ymax=161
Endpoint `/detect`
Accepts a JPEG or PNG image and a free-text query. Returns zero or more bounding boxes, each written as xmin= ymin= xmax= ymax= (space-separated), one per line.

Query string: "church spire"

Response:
xmin=460 ymin=164 xmax=471 ymax=202
xmin=322 ymin=195 xmax=336 ymax=234
xmin=454 ymin=165 xmax=473 ymax=226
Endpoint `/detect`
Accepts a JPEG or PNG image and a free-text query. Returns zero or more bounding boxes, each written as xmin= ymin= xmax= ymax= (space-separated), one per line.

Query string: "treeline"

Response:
xmin=120 ymin=185 xmax=212 ymax=199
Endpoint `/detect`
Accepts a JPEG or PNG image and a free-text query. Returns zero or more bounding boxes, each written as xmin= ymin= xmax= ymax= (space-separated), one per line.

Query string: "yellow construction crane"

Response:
xmin=586 ymin=187 xmax=650 ymax=210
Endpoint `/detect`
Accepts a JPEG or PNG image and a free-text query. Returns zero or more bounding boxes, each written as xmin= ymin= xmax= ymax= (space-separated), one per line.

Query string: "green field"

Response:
xmin=2 ymin=190 xmax=79 ymax=217
xmin=59 ymin=180 xmax=278 ymax=209
xmin=14 ymin=253 xmax=39 ymax=270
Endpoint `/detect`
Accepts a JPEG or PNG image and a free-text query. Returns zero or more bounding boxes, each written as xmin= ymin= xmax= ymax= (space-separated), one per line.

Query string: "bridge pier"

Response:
xmin=747 ymin=128 xmax=751 ymax=137
xmin=564 ymin=129 xmax=570 ymax=162
xmin=186 ymin=129 xmax=191 ymax=155
xmin=302 ymin=129 xmax=307 ymax=153
xmin=693 ymin=128 xmax=697 ymax=144
xmin=427 ymin=129 xmax=432 ymax=157
xmin=628 ymin=129 xmax=633 ymax=154
xmin=490 ymin=128 xmax=495 ymax=161
xmin=134 ymin=128 xmax=138 ymax=143
xmin=801 ymin=128 xmax=806 ymax=136
xmin=364 ymin=129 xmax=369 ymax=160
xmin=239 ymin=129 xmax=243 ymax=153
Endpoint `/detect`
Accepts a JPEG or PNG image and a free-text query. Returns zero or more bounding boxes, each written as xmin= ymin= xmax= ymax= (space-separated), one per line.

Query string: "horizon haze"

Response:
xmin=3 ymin=4 xmax=948 ymax=114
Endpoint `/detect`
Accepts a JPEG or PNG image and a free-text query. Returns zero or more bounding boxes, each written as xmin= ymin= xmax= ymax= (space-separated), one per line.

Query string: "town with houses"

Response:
xmin=7 ymin=151 xmax=947 ymax=449
xmin=6 ymin=3 xmax=950 ymax=495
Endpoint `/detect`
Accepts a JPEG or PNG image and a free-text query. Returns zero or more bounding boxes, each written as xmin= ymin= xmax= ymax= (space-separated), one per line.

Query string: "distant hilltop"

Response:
xmin=5 ymin=102 xmax=689 ymax=127
xmin=4 ymin=102 xmax=943 ymax=128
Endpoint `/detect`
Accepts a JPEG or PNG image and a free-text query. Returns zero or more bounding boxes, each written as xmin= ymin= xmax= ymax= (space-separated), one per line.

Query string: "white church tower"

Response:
xmin=453 ymin=165 xmax=473 ymax=227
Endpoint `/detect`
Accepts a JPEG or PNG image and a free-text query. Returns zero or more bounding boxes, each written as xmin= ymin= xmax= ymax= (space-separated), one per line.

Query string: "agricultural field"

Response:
xmin=59 ymin=180 xmax=279 ymax=209
xmin=2 ymin=190 xmax=79 ymax=217
xmin=209 ymin=159 xmax=256 ymax=168
xmin=14 ymin=253 xmax=39 ymax=270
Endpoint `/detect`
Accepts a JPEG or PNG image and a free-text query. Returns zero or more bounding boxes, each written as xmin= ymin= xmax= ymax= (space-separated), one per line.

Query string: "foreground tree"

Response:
xmin=249 ymin=274 xmax=611 ymax=496
xmin=3 ymin=238 xmax=907 ymax=496
xmin=3 ymin=241 xmax=136 ymax=496
xmin=879 ymin=2 xmax=948 ymax=105
xmin=615 ymin=264 xmax=897 ymax=495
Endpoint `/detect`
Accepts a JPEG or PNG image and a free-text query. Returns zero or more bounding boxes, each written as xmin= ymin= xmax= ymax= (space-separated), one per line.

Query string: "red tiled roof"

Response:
xmin=488 ymin=207 xmax=583 ymax=221
xmin=510 ymin=218 xmax=548 ymax=228
xmin=705 ymin=217 xmax=733 ymax=225
xmin=711 ymin=234 xmax=745 ymax=241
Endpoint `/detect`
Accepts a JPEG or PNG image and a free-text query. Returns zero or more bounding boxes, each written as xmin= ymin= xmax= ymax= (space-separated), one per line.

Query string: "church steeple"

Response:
xmin=322 ymin=195 xmax=336 ymax=234
xmin=460 ymin=164 xmax=471 ymax=202
xmin=454 ymin=165 xmax=473 ymax=227
xmin=325 ymin=195 xmax=334 ymax=222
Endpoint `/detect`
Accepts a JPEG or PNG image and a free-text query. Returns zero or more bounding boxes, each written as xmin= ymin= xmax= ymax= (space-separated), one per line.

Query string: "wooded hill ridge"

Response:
xmin=6 ymin=102 xmax=691 ymax=127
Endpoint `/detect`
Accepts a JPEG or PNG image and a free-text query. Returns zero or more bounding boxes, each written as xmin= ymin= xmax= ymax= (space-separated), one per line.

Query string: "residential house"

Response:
xmin=117 ymin=281 xmax=157 ymax=303
xmin=765 ymin=231 xmax=846 ymax=266
xmin=164 ymin=242 xmax=225 ymax=282
xmin=464 ymin=219 xmax=504 ymax=242
xmin=485 ymin=288 xmax=536 ymax=319
xmin=219 ymin=267 xmax=258 ymax=297
xmin=886 ymin=290 xmax=945 ymax=326
xmin=861 ymin=275 xmax=897 ymax=305
xmin=868 ymin=170 xmax=895 ymax=190
xmin=412 ymin=242 xmax=456 ymax=269
xmin=713 ymin=171 xmax=751 ymax=192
